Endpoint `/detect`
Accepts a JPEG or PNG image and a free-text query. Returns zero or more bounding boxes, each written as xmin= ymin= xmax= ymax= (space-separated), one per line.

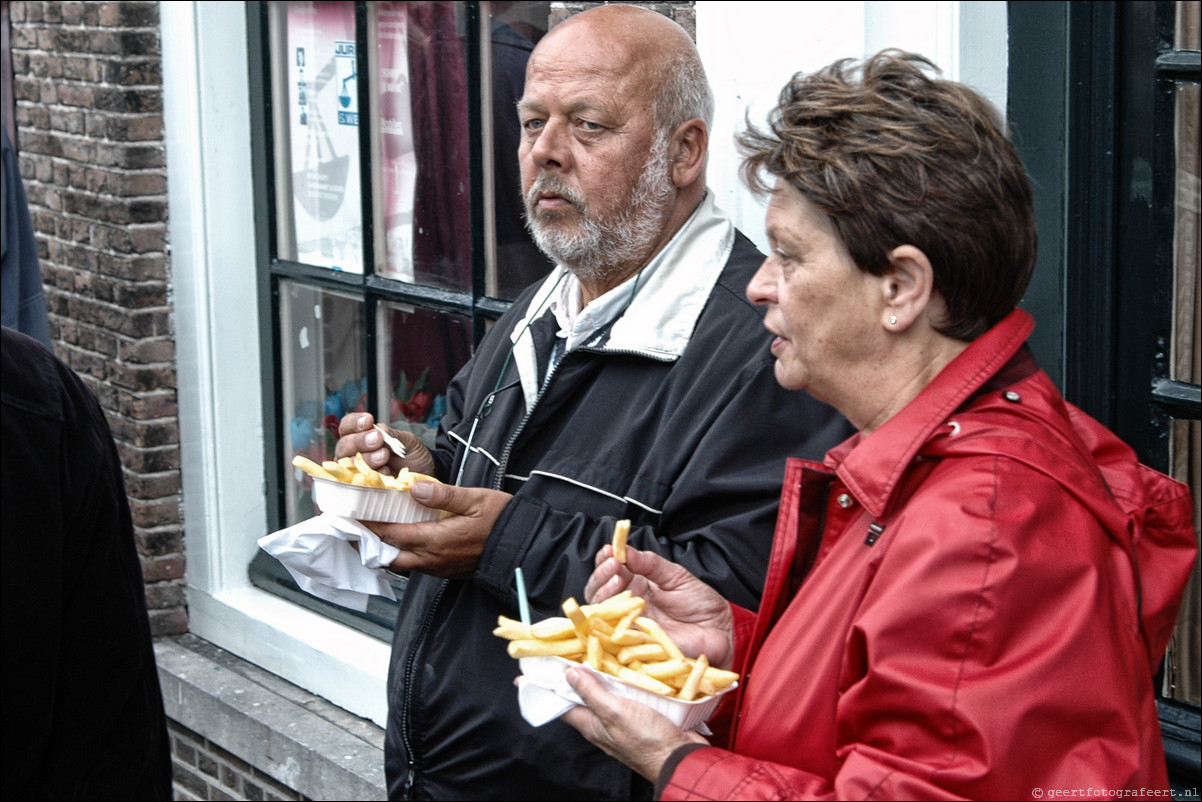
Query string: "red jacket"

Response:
xmin=661 ymin=310 xmax=1197 ymax=800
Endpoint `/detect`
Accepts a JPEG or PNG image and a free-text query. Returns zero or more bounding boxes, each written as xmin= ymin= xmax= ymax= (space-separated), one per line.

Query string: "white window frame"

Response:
xmin=162 ymin=0 xmax=390 ymax=727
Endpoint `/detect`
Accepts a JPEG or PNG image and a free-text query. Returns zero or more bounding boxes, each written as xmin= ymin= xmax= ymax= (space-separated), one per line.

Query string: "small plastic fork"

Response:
xmin=375 ymin=423 xmax=407 ymax=459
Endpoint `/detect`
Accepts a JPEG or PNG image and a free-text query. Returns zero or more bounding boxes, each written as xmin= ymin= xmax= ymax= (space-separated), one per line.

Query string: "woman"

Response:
xmin=556 ymin=51 xmax=1197 ymax=800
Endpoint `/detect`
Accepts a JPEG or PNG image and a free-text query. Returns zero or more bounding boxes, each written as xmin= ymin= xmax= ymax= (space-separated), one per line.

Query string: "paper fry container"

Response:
xmin=311 ymin=476 xmax=441 ymax=524
xmin=519 ymin=655 xmax=736 ymax=731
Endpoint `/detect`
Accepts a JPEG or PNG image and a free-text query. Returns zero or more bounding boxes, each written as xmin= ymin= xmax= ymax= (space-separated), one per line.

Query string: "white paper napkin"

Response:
xmin=516 ymin=672 xmax=582 ymax=726
xmin=257 ymin=512 xmax=402 ymax=612
xmin=515 ymin=657 xmax=716 ymax=734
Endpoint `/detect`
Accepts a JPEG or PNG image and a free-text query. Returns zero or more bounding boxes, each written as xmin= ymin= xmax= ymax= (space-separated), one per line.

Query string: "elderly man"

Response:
xmin=337 ymin=5 xmax=850 ymax=799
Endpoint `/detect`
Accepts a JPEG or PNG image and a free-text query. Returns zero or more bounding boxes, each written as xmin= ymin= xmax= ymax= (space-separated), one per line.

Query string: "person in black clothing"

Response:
xmin=335 ymin=5 xmax=852 ymax=799
xmin=1 ymin=325 xmax=172 ymax=800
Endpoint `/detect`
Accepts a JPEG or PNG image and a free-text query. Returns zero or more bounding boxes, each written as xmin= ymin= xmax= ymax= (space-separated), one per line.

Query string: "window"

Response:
xmin=1163 ymin=2 xmax=1200 ymax=712
xmin=1008 ymin=0 xmax=1200 ymax=787
xmin=1109 ymin=2 xmax=1200 ymax=778
xmin=246 ymin=1 xmax=555 ymax=632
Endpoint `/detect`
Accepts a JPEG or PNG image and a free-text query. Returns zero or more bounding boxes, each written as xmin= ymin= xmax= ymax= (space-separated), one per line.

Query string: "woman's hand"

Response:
xmin=585 ymin=545 xmax=735 ymax=669
xmin=559 ymin=666 xmax=708 ymax=782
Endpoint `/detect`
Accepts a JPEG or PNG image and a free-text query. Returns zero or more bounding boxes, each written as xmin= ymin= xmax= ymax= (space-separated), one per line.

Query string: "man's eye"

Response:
xmin=523 ymin=119 xmax=545 ymax=132
xmin=578 ymin=120 xmax=603 ymax=131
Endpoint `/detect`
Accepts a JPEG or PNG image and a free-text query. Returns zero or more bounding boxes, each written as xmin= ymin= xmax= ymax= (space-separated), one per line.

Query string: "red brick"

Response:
xmin=140 ymin=554 xmax=186 ymax=583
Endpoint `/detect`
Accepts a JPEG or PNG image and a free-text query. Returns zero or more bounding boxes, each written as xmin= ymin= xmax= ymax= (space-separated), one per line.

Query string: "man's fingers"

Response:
xmin=338 ymin=412 xmax=375 ymax=437
xmin=408 ymin=480 xmax=453 ymax=511
xmin=334 ymin=413 xmax=397 ymax=468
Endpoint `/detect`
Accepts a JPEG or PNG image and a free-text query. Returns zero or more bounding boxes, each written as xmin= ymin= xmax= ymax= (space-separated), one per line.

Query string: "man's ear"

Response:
xmin=669 ymin=119 xmax=707 ymax=188
xmin=880 ymin=244 xmax=935 ymax=331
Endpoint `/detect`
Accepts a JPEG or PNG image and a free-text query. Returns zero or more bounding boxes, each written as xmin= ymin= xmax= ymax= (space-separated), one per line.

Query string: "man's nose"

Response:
xmin=528 ymin=118 xmax=571 ymax=171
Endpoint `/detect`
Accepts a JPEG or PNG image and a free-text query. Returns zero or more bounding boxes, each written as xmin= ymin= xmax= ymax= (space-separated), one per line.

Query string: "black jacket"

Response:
xmin=1 ymin=326 xmax=172 ymax=800
xmin=385 ymin=203 xmax=852 ymax=800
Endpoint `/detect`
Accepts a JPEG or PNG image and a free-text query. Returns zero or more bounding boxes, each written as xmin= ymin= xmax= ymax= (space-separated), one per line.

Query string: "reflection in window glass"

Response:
xmin=369 ymin=2 xmax=473 ymax=290
xmin=280 ymin=280 xmax=365 ymax=525
xmin=372 ymin=3 xmax=418 ymax=281
xmin=488 ymin=1 xmax=555 ymax=298
xmin=273 ymin=1 xmax=364 ymax=272
xmin=1165 ymin=72 xmax=1200 ymax=706
xmin=376 ymin=303 xmax=473 ymax=450
xmin=1177 ymin=0 xmax=1200 ymax=50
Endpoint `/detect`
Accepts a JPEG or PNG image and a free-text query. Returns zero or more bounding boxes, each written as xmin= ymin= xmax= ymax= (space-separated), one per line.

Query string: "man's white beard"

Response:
xmin=524 ymin=131 xmax=674 ymax=284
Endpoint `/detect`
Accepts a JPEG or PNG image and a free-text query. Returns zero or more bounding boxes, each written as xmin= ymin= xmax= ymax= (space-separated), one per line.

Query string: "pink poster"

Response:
xmin=374 ymin=3 xmax=417 ymax=281
xmin=287 ymin=1 xmax=363 ymax=272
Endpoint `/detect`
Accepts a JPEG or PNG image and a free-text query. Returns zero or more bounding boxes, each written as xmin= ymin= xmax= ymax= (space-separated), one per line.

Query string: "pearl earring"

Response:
xmin=889 ymin=315 xmax=897 ymax=326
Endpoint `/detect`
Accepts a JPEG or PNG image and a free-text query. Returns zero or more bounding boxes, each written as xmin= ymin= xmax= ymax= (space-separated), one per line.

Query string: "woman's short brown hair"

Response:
xmin=738 ymin=51 xmax=1037 ymax=341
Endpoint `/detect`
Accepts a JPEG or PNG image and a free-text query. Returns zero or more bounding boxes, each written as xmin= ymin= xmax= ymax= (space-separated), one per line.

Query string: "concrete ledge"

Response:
xmin=155 ymin=634 xmax=387 ymax=800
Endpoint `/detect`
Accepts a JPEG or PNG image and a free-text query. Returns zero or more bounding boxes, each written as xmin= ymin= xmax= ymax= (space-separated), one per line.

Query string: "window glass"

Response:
xmin=487 ymin=1 xmax=555 ymax=298
xmin=255 ymin=1 xmax=556 ymax=635
xmin=1164 ymin=0 xmax=1200 ymax=706
xmin=280 ymin=280 xmax=365 ymax=526
xmin=372 ymin=2 xmax=473 ymax=290
xmin=375 ymin=302 xmax=473 ymax=449
xmin=275 ymin=0 xmax=364 ymax=271
xmin=1177 ymin=0 xmax=1200 ymax=49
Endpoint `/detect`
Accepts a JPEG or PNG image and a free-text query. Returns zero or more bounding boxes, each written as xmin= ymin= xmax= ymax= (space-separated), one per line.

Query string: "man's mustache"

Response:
xmin=525 ymin=175 xmax=585 ymax=212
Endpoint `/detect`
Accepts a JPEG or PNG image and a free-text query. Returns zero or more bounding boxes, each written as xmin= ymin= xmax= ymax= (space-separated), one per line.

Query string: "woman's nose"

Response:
xmin=746 ymin=258 xmax=777 ymax=306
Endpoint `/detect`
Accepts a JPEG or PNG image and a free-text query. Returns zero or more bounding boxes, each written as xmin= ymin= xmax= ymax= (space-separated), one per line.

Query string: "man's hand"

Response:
xmin=336 ymin=413 xmax=436 ymax=477
xmin=585 ymin=545 xmax=735 ymax=669
xmin=559 ymin=666 xmax=707 ymax=782
xmin=363 ymin=482 xmax=513 ymax=580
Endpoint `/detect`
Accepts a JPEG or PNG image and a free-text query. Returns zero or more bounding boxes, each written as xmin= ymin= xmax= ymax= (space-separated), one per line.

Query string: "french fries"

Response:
xmin=291 ymin=453 xmax=438 ymax=491
xmin=612 ymin=519 xmax=630 ymax=563
xmin=493 ymin=591 xmax=738 ymax=701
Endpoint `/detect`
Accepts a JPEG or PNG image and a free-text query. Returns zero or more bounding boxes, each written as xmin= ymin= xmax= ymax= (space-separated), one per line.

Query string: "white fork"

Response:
xmin=375 ymin=423 xmax=408 ymax=459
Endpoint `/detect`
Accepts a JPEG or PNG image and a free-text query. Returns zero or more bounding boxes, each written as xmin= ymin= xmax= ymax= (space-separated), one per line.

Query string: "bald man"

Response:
xmin=336 ymin=5 xmax=850 ymax=799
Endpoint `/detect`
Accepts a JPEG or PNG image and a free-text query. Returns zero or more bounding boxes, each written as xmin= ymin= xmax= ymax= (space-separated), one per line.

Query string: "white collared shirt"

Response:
xmin=511 ymin=190 xmax=736 ymax=412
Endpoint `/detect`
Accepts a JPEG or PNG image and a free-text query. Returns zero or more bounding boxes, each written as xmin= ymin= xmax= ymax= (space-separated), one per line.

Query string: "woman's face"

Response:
xmin=746 ymin=182 xmax=883 ymax=406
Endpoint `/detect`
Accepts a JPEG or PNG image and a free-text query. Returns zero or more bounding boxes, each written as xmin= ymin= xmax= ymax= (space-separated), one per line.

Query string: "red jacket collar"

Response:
xmin=826 ymin=309 xmax=1036 ymax=518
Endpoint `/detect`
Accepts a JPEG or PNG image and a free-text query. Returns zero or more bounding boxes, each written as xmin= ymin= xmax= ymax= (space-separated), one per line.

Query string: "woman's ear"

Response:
xmin=669 ymin=119 xmax=708 ymax=188
xmin=881 ymin=244 xmax=935 ymax=331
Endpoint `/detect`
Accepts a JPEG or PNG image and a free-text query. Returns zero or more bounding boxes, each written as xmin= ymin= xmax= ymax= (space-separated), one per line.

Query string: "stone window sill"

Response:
xmin=155 ymin=633 xmax=387 ymax=800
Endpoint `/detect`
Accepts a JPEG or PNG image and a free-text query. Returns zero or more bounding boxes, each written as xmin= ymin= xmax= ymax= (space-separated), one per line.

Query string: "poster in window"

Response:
xmin=287 ymin=1 xmax=363 ymax=272
xmin=374 ymin=3 xmax=417 ymax=282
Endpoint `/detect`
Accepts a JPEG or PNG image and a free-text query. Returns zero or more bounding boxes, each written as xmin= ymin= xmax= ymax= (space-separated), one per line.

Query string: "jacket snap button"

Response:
xmin=1003 ymin=391 xmax=1021 ymax=403
xmin=836 ymin=493 xmax=853 ymax=508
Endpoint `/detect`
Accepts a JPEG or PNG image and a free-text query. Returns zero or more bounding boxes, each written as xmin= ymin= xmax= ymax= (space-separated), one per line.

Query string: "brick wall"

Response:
xmin=8 ymin=0 xmax=186 ymax=636
xmin=169 ymin=720 xmax=309 ymax=802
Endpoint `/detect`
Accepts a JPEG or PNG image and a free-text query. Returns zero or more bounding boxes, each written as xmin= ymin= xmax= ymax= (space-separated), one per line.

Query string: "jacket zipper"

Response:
xmin=492 ymin=345 xmax=674 ymax=488
xmin=736 ymin=477 xmax=831 ymax=741
xmin=492 ymin=352 xmax=565 ymax=489
xmin=400 ymin=579 xmax=448 ymax=797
